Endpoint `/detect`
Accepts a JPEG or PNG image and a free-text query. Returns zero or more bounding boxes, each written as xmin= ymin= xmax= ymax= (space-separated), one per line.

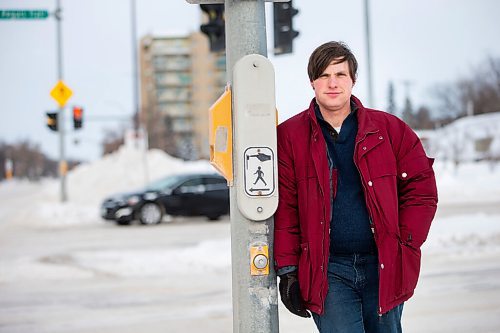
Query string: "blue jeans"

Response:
xmin=312 ymin=254 xmax=403 ymax=333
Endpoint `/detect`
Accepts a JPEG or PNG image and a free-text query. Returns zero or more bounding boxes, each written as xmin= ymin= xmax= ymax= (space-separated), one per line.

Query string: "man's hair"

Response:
xmin=307 ymin=41 xmax=358 ymax=83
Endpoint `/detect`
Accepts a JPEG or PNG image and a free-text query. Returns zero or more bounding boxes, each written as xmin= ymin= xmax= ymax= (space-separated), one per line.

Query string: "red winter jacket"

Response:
xmin=274 ymin=96 xmax=438 ymax=315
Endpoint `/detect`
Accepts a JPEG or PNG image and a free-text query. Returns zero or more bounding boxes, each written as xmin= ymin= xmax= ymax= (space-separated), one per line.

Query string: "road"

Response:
xmin=0 ymin=184 xmax=499 ymax=332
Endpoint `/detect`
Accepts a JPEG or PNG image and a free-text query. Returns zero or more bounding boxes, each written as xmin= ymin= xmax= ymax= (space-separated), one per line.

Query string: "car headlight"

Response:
xmin=144 ymin=192 xmax=158 ymax=200
xmin=127 ymin=195 xmax=140 ymax=206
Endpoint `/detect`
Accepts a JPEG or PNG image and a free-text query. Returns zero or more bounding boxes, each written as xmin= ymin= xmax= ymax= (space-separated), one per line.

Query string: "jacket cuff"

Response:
xmin=276 ymin=265 xmax=297 ymax=276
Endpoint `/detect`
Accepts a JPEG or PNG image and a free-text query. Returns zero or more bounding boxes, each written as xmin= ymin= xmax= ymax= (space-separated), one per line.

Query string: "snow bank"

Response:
xmin=427 ymin=112 xmax=500 ymax=162
xmin=40 ymin=145 xmax=216 ymax=206
xmin=434 ymin=161 xmax=500 ymax=204
xmin=74 ymin=238 xmax=232 ymax=278
xmin=424 ymin=213 xmax=500 ymax=256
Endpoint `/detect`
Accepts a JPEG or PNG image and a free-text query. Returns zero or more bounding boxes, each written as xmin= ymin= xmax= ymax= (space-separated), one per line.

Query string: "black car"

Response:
xmin=100 ymin=172 xmax=229 ymax=225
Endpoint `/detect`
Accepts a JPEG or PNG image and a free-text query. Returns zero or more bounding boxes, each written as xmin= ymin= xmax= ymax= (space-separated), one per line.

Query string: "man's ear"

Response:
xmin=311 ymin=81 xmax=315 ymax=90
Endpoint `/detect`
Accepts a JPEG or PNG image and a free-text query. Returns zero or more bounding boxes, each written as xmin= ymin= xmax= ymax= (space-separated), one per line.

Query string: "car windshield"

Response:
xmin=145 ymin=174 xmax=186 ymax=191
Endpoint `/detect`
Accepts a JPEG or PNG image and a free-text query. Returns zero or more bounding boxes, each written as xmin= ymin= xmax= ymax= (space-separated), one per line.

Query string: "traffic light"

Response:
xmin=46 ymin=112 xmax=58 ymax=132
xmin=73 ymin=106 xmax=83 ymax=129
xmin=200 ymin=4 xmax=225 ymax=53
xmin=273 ymin=1 xmax=299 ymax=55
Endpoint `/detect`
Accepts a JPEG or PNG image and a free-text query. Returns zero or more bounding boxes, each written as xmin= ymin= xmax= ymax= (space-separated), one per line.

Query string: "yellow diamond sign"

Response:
xmin=50 ymin=80 xmax=73 ymax=107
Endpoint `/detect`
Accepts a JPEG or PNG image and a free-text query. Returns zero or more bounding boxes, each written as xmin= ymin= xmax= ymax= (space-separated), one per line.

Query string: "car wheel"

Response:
xmin=139 ymin=202 xmax=163 ymax=225
xmin=116 ymin=220 xmax=132 ymax=226
xmin=206 ymin=214 xmax=221 ymax=221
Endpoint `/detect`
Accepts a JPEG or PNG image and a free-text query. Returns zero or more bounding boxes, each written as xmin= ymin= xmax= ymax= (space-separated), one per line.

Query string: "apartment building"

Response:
xmin=139 ymin=32 xmax=226 ymax=160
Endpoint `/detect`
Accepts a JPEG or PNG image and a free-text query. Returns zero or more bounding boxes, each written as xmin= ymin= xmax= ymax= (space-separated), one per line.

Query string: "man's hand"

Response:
xmin=278 ymin=271 xmax=311 ymax=318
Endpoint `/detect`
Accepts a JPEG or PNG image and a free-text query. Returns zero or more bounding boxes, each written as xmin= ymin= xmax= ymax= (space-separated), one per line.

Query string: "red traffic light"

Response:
xmin=73 ymin=106 xmax=83 ymax=129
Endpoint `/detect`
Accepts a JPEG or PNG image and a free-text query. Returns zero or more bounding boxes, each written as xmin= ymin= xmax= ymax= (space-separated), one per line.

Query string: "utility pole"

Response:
xmin=55 ymin=0 xmax=67 ymax=202
xmin=363 ymin=0 xmax=374 ymax=107
xmin=225 ymin=3 xmax=279 ymax=333
xmin=187 ymin=1 xmax=280 ymax=332
xmin=0 ymin=6 xmax=67 ymax=199
xmin=130 ymin=0 xmax=139 ymax=134
xmin=130 ymin=0 xmax=149 ymax=185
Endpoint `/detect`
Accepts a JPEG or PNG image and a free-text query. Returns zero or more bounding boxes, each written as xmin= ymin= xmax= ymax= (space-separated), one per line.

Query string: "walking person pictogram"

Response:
xmin=253 ymin=166 xmax=267 ymax=186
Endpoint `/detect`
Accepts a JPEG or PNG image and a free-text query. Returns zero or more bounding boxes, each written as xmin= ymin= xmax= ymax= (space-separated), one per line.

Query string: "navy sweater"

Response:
xmin=315 ymin=104 xmax=376 ymax=256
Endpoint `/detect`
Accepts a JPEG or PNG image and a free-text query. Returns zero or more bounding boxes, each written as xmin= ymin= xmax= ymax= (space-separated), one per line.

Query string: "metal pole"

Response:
xmin=130 ymin=0 xmax=149 ymax=186
xmin=364 ymin=0 xmax=374 ymax=107
xmin=55 ymin=0 xmax=67 ymax=202
xmin=225 ymin=1 xmax=279 ymax=332
xmin=131 ymin=0 xmax=139 ymax=133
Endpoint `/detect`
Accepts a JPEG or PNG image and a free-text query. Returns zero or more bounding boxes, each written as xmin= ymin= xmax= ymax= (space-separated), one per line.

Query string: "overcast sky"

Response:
xmin=1 ymin=0 xmax=499 ymax=162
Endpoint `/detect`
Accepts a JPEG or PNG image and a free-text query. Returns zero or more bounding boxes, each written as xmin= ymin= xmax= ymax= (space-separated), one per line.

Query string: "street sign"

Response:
xmin=0 ymin=10 xmax=49 ymax=20
xmin=50 ymin=80 xmax=73 ymax=107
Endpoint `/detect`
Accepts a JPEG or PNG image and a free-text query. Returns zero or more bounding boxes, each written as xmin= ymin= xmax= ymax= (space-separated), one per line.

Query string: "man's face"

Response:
xmin=311 ymin=59 xmax=354 ymax=114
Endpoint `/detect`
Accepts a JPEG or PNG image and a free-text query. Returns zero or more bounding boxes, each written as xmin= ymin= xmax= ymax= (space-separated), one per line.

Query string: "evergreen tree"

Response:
xmin=402 ymin=96 xmax=414 ymax=127
xmin=387 ymin=81 xmax=397 ymax=115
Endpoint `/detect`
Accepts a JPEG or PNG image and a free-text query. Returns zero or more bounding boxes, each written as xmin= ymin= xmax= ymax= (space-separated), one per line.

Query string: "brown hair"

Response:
xmin=307 ymin=41 xmax=358 ymax=83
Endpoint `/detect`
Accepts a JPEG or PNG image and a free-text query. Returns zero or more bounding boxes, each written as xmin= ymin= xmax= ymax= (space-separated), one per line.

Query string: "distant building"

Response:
xmin=139 ymin=32 xmax=226 ymax=160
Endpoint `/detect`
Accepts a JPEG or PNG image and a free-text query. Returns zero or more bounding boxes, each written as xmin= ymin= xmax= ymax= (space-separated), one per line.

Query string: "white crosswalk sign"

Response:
xmin=243 ymin=147 xmax=275 ymax=197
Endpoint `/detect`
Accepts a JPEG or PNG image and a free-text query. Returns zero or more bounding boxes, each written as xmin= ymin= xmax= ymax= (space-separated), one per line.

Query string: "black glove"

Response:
xmin=278 ymin=271 xmax=311 ymax=318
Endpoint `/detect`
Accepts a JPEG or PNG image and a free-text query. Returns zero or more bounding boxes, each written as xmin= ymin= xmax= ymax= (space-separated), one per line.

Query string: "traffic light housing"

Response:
xmin=73 ymin=106 xmax=83 ymax=129
xmin=200 ymin=4 xmax=225 ymax=53
xmin=273 ymin=1 xmax=299 ymax=55
xmin=46 ymin=112 xmax=58 ymax=132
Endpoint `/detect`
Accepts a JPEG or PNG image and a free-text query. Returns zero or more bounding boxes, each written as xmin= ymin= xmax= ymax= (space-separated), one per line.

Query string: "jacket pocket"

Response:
xmin=369 ymin=161 xmax=397 ymax=179
xmin=298 ymin=242 xmax=312 ymax=302
xmin=397 ymin=156 xmax=433 ymax=181
xmin=397 ymin=241 xmax=421 ymax=297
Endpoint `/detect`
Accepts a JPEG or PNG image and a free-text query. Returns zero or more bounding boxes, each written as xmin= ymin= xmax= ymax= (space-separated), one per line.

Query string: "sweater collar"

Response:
xmin=307 ymin=95 xmax=378 ymax=138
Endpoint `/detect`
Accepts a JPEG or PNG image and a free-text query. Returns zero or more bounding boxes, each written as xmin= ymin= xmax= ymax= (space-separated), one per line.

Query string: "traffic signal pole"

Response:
xmin=189 ymin=1 xmax=281 ymax=331
xmin=225 ymin=0 xmax=279 ymax=333
xmin=225 ymin=2 xmax=279 ymax=332
xmin=55 ymin=0 xmax=67 ymax=202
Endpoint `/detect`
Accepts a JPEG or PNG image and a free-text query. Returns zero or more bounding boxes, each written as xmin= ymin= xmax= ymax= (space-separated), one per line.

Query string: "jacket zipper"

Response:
xmin=354 ymin=129 xmax=385 ymax=313
xmin=353 ymin=129 xmax=378 ymax=230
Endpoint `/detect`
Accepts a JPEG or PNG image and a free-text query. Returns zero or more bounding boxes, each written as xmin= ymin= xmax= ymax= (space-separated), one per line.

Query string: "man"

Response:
xmin=274 ymin=41 xmax=438 ymax=332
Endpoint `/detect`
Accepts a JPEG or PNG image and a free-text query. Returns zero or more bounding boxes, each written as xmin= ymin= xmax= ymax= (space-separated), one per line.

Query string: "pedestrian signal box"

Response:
xmin=232 ymin=54 xmax=278 ymax=221
xmin=209 ymin=87 xmax=233 ymax=183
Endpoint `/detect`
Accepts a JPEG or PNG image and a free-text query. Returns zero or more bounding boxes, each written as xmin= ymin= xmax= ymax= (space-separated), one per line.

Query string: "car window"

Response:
xmin=204 ymin=177 xmax=227 ymax=191
xmin=180 ymin=178 xmax=204 ymax=187
xmin=175 ymin=177 xmax=205 ymax=194
xmin=146 ymin=175 xmax=185 ymax=191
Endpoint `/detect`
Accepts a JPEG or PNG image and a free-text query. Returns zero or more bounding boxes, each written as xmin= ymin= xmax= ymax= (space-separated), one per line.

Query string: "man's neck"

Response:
xmin=319 ymin=105 xmax=351 ymax=128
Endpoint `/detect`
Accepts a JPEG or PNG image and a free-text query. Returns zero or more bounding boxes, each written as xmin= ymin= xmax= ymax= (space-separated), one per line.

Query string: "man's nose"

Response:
xmin=328 ymin=76 xmax=338 ymax=88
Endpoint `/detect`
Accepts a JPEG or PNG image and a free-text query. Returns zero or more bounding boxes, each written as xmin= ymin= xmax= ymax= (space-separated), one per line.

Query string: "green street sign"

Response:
xmin=0 ymin=10 xmax=49 ymax=20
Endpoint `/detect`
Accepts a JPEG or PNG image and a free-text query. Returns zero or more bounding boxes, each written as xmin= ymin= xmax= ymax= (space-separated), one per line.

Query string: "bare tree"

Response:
xmin=433 ymin=56 xmax=500 ymax=122
xmin=0 ymin=140 xmax=58 ymax=180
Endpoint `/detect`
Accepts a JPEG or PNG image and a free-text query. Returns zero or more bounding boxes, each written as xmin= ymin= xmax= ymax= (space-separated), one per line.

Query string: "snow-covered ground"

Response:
xmin=0 ymin=145 xmax=499 ymax=332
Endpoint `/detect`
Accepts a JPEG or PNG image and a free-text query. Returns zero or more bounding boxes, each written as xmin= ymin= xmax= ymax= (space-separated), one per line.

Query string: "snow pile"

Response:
xmin=427 ymin=112 xmax=500 ymax=162
xmin=434 ymin=161 xmax=500 ymax=204
xmin=30 ymin=145 xmax=216 ymax=226
xmin=42 ymin=145 xmax=216 ymax=206
xmin=424 ymin=213 xmax=500 ymax=256
xmin=74 ymin=238 xmax=232 ymax=278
